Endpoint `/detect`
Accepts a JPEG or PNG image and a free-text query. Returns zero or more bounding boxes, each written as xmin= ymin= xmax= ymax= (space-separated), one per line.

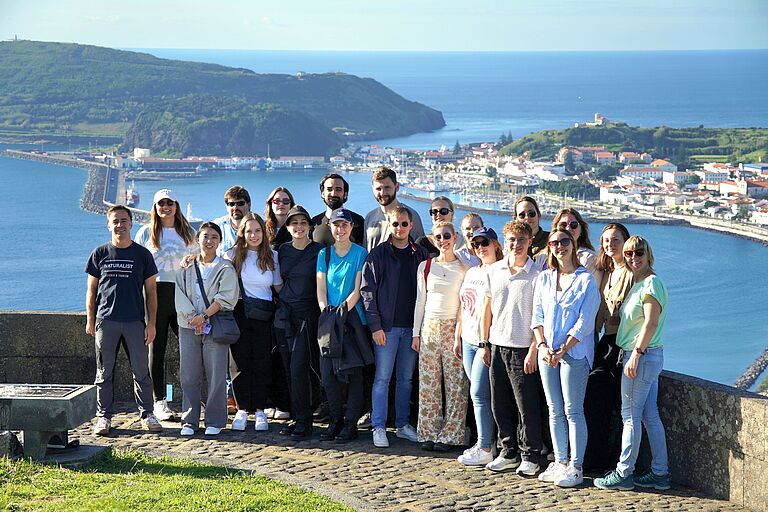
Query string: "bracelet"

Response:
xmin=537 ymin=342 xmax=547 ymax=349
xmin=633 ymin=346 xmax=646 ymax=355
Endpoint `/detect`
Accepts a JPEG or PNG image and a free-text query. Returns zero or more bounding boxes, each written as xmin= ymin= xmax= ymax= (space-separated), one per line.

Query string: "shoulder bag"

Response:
xmin=238 ymin=275 xmax=275 ymax=322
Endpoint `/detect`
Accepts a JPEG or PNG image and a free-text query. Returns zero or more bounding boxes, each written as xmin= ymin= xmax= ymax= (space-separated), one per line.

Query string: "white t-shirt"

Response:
xmin=134 ymin=225 xmax=193 ymax=282
xmin=459 ymin=265 xmax=488 ymax=346
xmin=225 ymin=249 xmax=282 ymax=301
xmin=413 ymin=259 xmax=467 ymax=336
xmin=195 ymin=256 xmax=221 ymax=311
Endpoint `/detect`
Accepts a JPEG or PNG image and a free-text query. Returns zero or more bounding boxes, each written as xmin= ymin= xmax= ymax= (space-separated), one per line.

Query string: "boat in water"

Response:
xmin=126 ymin=180 xmax=140 ymax=207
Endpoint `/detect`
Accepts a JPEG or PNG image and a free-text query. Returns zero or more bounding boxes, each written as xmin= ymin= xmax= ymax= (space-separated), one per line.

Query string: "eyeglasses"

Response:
xmin=548 ymin=238 xmax=572 ymax=248
xmin=558 ymin=221 xmax=580 ymax=230
xmin=391 ymin=221 xmax=409 ymax=228
xmin=623 ymin=249 xmax=646 ymax=258
xmin=227 ymin=200 xmax=247 ymax=207
xmin=434 ymin=232 xmax=453 ymax=241
xmin=157 ymin=199 xmax=175 ymax=207
xmin=271 ymin=198 xmax=292 ymax=205
xmin=471 ymin=239 xmax=490 ymax=249
xmin=429 ymin=207 xmax=452 ymax=217
xmin=517 ymin=210 xmax=537 ymax=219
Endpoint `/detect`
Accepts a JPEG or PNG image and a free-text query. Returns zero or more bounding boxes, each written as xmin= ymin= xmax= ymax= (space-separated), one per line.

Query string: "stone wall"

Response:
xmin=0 ymin=311 xmax=180 ymax=404
xmin=0 ymin=312 xmax=766 ymax=511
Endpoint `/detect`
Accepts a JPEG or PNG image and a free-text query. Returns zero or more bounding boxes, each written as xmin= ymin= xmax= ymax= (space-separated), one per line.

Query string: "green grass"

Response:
xmin=0 ymin=449 xmax=351 ymax=512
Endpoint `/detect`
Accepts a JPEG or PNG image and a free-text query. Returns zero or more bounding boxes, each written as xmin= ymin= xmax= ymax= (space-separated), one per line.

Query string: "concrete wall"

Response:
xmin=0 ymin=311 xmax=180 ymax=404
xmin=0 ymin=312 xmax=766 ymax=510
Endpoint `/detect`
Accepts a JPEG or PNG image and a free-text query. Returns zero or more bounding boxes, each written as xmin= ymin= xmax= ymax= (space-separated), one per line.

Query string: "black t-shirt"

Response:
xmin=392 ymin=245 xmax=419 ymax=327
xmin=277 ymin=240 xmax=323 ymax=314
xmin=85 ymin=242 xmax=158 ymax=322
xmin=530 ymin=228 xmax=550 ymax=258
xmin=270 ymin=225 xmax=293 ymax=251
xmin=311 ymin=210 xmax=366 ymax=247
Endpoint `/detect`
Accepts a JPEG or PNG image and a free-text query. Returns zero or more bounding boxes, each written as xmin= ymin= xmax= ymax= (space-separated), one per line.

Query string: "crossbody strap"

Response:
xmin=193 ymin=260 xmax=212 ymax=309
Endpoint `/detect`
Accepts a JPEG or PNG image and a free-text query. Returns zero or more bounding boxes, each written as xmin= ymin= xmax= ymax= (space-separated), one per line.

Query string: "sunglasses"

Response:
xmin=271 ymin=198 xmax=292 ymax=205
xmin=548 ymin=238 xmax=572 ymax=248
xmin=624 ymin=249 xmax=646 ymax=258
xmin=517 ymin=210 xmax=537 ymax=219
xmin=471 ymin=239 xmax=490 ymax=249
xmin=558 ymin=221 xmax=580 ymax=230
xmin=391 ymin=221 xmax=410 ymax=228
xmin=434 ymin=232 xmax=453 ymax=241
xmin=227 ymin=200 xmax=247 ymax=207
xmin=429 ymin=207 xmax=452 ymax=217
xmin=157 ymin=199 xmax=175 ymax=207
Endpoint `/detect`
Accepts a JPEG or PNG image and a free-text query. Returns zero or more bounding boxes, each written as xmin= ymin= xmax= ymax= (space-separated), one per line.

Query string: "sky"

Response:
xmin=1 ymin=0 xmax=767 ymax=51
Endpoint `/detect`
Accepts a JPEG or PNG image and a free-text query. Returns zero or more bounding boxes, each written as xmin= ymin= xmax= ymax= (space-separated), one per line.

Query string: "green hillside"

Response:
xmin=0 ymin=40 xmax=445 ymax=155
xmin=499 ymin=123 xmax=768 ymax=164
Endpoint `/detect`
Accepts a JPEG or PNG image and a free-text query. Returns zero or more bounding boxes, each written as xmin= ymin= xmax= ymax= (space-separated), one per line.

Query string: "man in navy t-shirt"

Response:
xmin=85 ymin=205 xmax=161 ymax=435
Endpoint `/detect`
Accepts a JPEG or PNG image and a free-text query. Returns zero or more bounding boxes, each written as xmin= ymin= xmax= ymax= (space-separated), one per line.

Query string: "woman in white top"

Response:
xmin=551 ymin=208 xmax=598 ymax=275
xmin=134 ymin=188 xmax=195 ymax=421
xmin=454 ymin=226 xmax=503 ymax=466
xmin=412 ymin=221 xmax=469 ymax=451
xmin=226 ymin=213 xmax=283 ymax=432
xmin=175 ymin=222 xmax=238 ymax=436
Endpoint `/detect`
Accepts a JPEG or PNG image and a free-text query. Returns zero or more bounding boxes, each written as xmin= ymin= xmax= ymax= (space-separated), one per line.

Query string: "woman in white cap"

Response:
xmin=135 ymin=189 xmax=195 ymax=421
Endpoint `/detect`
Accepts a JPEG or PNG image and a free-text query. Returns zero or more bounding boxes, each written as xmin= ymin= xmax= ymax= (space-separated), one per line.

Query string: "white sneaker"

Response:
xmin=538 ymin=461 xmax=567 ymax=482
xmin=516 ymin=460 xmax=540 ymax=476
xmin=254 ymin=411 xmax=269 ymax=431
xmin=554 ymin=465 xmax=583 ymax=488
xmin=231 ymin=410 xmax=248 ymax=431
xmin=273 ymin=409 xmax=291 ymax=420
xmin=395 ymin=424 xmax=419 ymax=443
xmin=153 ymin=400 xmax=175 ymax=421
xmin=372 ymin=427 xmax=389 ymax=447
xmin=204 ymin=426 xmax=222 ymax=436
xmin=462 ymin=442 xmax=478 ymax=456
xmin=357 ymin=411 xmax=372 ymax=429
xmin=264 ymin=408 xmax=276 ymax=419
xmin=93 ymin=416 xmax=111 ymax=436
xmin=141 ymin=413 xmax=163 ymax=433
xmin=485 ymin=455 xmax=521 ymax=472
xmin=180 ymin=425 xmax=195 ymax=436
xmin=457 ymin=445 xmax=494 ymax=466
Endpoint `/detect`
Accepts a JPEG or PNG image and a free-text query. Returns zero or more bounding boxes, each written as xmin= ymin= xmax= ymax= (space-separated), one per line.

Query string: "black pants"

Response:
xmin=150 ymin=281 xmax=178 ymax=401
xmin=321 ymin=358 xmax=364 ymax=424
xmin=231 ymin=301 xmax=272 ymax=412
xmin=489 ymin=345 xmax=542 ymax=461
xmin=267 ymin=334 xmax=292 ymax=411
xmin=584 ymin=333 xmax=622 ymax=470
xmin=280 ymin=313 xmax=320 ymax=425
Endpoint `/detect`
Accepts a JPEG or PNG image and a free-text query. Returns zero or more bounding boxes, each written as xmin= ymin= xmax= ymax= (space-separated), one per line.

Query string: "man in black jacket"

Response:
xmin=360 ymin=205 xmax=429 ymax=448
xmin=312 ymin=173 xmax=365 ymax=246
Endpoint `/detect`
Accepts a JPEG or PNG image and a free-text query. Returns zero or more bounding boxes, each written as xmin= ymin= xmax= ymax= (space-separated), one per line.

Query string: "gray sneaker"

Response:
xmin=93 ymin=416 xmax=111 ymax=436
xmin=373 ymin=427 xmax=389 ymax=448
xmin=141 ymin=413 xmax=163 ymax=433
xmin=395 ymin=424 xmax=419 ymax=442
xmin=485 ymin=455 xmax=521 ymax=472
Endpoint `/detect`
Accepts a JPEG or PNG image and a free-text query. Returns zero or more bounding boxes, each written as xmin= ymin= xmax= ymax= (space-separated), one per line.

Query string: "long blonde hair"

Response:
xmin=231 ymin=213 xmax=275 ymax=275
xmin=147 ymin=199 xmax=194 ymax=249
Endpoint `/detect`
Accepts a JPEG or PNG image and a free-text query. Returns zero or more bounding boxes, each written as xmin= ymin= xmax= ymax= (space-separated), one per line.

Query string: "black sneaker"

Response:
xmin=420 ymin=441 xmax=435 ymax=451
xmin=334 ymin=421 xmax=358 ymax=443
xmin=290 ymin=422 xmax=312 ymax=440
xmin=313 ymin=402 xmax=329 ymax=422
xmin=279 ymin=422 xmax=296 ymax=436
xmin=320 ymin=418 xmax=343 ymax=441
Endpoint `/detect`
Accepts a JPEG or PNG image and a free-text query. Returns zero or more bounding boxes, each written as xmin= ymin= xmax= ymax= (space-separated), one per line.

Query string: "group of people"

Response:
xmin=85 ymin=165 xmax=670 ymax=491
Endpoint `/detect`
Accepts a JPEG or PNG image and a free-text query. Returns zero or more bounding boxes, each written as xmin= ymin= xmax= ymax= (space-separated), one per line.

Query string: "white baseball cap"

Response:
xmin=153 ymin=189 xmax=178 ymax=204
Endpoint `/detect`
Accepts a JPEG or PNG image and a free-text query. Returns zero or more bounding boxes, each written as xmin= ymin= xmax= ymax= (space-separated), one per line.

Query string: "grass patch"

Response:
xmin=0 ymin=448 xmax=351 ymax=512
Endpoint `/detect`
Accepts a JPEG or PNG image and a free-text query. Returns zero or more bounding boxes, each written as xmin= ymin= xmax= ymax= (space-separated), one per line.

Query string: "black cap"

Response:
xmin=471 ymin=226 xmax=498 ymax=242
xmin=328 ymin=208 xmax=353 ymax=224
xmin=285 ymin=205 xmax=310 ymax=225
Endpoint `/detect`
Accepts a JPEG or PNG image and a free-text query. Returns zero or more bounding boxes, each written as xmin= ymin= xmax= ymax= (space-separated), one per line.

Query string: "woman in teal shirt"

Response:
xmin=595 ymin=236 xmax=670 ymax=491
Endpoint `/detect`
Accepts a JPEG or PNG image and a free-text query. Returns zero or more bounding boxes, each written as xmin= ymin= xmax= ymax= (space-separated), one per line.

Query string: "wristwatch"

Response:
xmin=203 ymin=313 xmax=210 ymax=321
xmin=478 ymin=341 xmax=490 ymax=348
xmin=633 ymin=346 xmax=646 ymax=355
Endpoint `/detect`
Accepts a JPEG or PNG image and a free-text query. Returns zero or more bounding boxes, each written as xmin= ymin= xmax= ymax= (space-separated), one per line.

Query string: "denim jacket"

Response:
xmin=532 ymin=266 xmax=600 ymax=367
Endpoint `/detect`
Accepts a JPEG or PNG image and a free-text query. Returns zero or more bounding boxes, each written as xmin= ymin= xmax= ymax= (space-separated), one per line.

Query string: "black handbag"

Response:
xmin=194 ymin=261 xmax=240 ymax=345
xmin=238 ymin=276 xmax=275 ymax=322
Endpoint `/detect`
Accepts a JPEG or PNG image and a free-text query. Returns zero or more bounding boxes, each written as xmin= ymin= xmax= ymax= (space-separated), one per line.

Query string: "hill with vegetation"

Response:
xmin=498 ymin=122 xmax=768 ymax=165
xmin=0 ymin=40 xmax=445 ymax=156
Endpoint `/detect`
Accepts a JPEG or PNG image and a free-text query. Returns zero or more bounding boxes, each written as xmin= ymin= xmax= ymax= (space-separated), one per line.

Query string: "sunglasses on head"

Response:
xmin=271 ymin=198 xmax=292 ymax=205
xmin=429 ymin=207 xmax=452 ymax=217
xmin=157 ymin=199 xmax=175 ymax=207
xmin=391 ymin=221 xmax=409 ymax=228
xmin=517 ymin=210 xmax=537 ymax=219
xmin=434 ymin=232 xmax=453 ymax=241
xmin=471 ymin=239 xmax=490 ymax=249
xmin=558 ymin=221 xmax=580 ymax=230
xmin=624 ymin=249 xmax=645 ymax=258
xmin=548 ymin=238 xmax=572 ymax=248
xmin=227 ymin=200 xmax=247 ymax=207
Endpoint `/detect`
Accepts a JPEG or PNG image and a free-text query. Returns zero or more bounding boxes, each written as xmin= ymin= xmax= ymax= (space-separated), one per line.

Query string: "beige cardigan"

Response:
xmin=175 ymin=258 xmax=238 ymax=328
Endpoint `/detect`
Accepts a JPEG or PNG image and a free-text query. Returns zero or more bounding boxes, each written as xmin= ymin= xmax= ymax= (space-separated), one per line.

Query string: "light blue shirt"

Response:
xmin=317 ymin=243 xmax=369 ymax=324
xmin=532 ymin=266 xmax=600 ymax=367
xmin=213 ymin=214 xmax=238 ymax=257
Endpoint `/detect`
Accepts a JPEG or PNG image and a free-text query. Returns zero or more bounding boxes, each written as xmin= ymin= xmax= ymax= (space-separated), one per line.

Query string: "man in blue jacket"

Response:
xmin=361 ymin=205 xmax=429 ymax=448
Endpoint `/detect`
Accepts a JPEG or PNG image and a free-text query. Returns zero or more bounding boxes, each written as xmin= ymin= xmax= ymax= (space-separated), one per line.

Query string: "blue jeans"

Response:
xmin=617 ymin=347 xmax=669 ymax=477
xmin=462 ymin=341 xmax=493 ymax=450
xmin=539 ymin=353 xmax=590 ymax=467
xmin=371 ymin=327 xmax=418 ymax=429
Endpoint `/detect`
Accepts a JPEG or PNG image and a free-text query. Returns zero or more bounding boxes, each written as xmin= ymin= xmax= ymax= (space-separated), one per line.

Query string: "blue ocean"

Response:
xmin=1 ymin=50 xmax=767 ymax=386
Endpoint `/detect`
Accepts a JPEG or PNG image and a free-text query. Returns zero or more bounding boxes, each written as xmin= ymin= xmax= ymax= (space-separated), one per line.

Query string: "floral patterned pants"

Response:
xmin=417 ymin=318 xmax=469 ymax=445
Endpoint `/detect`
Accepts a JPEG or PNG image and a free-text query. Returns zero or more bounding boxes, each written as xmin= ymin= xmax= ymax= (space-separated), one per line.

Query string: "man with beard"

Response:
xmin=364 ymin=166 xmax=425 ymax=251
xmin=214 ymin=185 xmax=251 ymax=256
xmin=312 ymin=173 xmax=365 ymax=247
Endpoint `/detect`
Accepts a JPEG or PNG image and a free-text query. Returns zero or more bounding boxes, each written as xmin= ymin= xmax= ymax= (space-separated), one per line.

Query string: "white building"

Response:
xmin=133 ymin=148 xmax=151 ymax=158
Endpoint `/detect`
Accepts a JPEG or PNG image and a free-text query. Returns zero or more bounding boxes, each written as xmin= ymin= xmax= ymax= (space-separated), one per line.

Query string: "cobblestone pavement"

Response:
xmin=70 ymin=407 xmax=746 ymax=512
